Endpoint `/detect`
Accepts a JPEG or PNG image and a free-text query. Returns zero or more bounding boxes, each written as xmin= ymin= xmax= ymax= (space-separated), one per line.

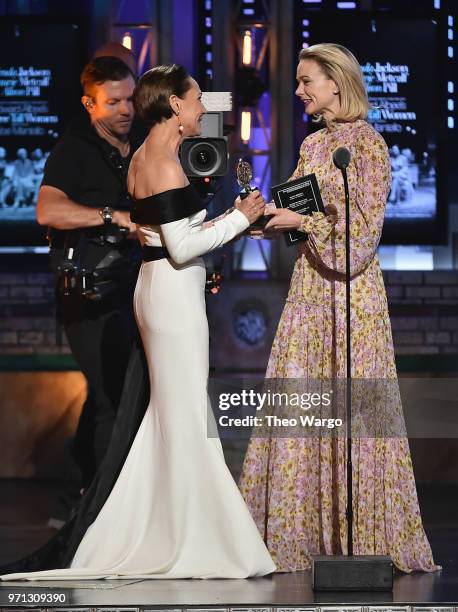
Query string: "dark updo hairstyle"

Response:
xmin=133 ymin=64 xmax=192 ymax=128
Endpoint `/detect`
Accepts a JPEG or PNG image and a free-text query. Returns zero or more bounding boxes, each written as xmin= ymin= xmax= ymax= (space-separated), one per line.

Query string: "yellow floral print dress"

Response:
xmin=239 ymin=119 xmax=439 ymax=573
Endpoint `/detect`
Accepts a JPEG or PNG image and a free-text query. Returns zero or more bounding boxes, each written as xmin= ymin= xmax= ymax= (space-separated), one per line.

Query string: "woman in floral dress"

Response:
xmin=239 ymin=43 xmax=438 ymax=573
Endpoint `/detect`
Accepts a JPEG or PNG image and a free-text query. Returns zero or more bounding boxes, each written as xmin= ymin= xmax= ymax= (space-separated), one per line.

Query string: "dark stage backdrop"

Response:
xmin=293 ymin=11 xmax=447 ymax=245
xmin=0 ymin=18 xmax=85 ymax=247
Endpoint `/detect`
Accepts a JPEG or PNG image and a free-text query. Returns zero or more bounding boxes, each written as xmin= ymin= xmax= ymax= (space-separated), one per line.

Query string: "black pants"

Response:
xmin=58 ymin=280 xmax=136 ymax=491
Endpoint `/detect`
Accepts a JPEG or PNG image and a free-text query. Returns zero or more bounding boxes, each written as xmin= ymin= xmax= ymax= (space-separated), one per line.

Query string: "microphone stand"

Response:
xmin=311 ymin=148 xmax=393 ymax=591
xmin=342 ymin=165 xmax=353 ymax=557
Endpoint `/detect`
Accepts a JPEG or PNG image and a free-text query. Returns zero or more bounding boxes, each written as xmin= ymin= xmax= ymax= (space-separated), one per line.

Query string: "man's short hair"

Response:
xmin=80 ymin=56 xmax=135 ymax=96
xmin=93 ymin=42 xmax=136 ymax=74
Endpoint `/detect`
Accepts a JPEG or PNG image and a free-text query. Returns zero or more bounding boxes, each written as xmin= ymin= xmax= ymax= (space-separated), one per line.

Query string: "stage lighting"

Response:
xmin=122 ymin=32 xmax=133 ymax=51
xmin=242 ymin=29 xmax=253 ymax=66
xmin=241 ymin=110 xmax=252 ymax=144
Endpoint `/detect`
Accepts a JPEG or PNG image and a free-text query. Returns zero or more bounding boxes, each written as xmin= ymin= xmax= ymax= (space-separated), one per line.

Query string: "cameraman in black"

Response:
xmin=37 ymin=57 xmax=140 ymax=525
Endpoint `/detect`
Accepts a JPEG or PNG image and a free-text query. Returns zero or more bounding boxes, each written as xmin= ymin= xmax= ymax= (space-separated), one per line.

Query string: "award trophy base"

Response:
xmin=240 ymin=187 xmax=274 ymax=230
xmin=250 ymin=215 xmax=274 ymax=230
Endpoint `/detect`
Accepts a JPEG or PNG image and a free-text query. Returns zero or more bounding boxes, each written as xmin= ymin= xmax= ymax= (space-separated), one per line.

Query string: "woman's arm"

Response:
xmin=162 ymin=191 xmax=268 ymax=264
xmin=298 ymin=127 xmax=391 ymax=277
xmin=160 ymin=208 xmax=249 ymax=265
xmin=265 ymin=128 xmax=390 ymax=275
xmin=248 ymin=139 xmax=308 ymax=239
xmin=144 ymin=159 xmax=263 ymax=264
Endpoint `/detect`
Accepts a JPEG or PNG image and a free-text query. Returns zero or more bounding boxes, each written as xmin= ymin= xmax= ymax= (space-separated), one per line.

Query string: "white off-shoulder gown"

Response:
xmin=2 ymin=206 xmax=276 ymax=580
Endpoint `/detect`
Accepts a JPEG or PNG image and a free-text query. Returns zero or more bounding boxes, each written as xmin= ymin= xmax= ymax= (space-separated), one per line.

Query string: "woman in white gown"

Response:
xmin=1 ymin=65 xmax=276 ymax=580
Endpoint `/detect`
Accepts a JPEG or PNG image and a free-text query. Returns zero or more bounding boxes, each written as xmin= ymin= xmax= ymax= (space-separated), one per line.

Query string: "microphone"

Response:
xmin=333 ymin=147 xmax=351 ymax=170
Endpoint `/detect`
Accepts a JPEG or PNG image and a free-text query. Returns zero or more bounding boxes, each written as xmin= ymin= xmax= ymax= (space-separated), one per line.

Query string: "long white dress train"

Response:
xmin=1 ymin=200 xmax=276 ymax=580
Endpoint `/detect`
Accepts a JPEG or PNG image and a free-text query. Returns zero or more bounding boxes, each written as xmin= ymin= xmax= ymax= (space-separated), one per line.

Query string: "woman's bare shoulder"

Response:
xmin=127 ymin=146 xmax=144 ymax=195
xmin=129 ymin=155 xmax=188 ymax=199
xmin=155 ymin=158 xmax=188 ymax=187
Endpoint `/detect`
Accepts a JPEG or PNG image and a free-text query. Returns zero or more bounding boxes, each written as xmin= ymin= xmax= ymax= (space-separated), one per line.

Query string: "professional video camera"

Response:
xmin=179 ymin=92 xmax=233 ymax=295
xmin=180 ymin=92 xmax=231 ymax=179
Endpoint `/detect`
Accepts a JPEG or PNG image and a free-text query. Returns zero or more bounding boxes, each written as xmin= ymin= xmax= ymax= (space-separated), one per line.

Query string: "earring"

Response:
xmin=333 ymin=90 xmax=340 ymax=95
xmin=177 ymin=112 xmax=184 ymax=135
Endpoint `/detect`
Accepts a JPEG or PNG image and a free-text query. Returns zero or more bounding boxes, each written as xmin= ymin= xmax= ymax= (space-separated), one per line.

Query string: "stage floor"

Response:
xmin=1 ymin=482 xmax=457 ymax=608
xmin=0 ymin=562 xmax=457 ymax=608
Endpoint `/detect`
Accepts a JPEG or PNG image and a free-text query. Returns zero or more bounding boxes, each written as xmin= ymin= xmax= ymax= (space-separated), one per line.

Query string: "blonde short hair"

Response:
xmin=298 ymin=43 xmax=369 ymax=123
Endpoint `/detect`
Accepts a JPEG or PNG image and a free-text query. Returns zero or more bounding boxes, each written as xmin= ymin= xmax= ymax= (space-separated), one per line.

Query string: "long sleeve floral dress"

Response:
xmin=239 ymin=119 xmax=438 ymax=573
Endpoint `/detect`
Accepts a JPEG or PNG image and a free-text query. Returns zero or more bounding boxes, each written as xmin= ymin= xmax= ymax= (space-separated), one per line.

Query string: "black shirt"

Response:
xmin=43 ymin=110 xmax=143 ymax=248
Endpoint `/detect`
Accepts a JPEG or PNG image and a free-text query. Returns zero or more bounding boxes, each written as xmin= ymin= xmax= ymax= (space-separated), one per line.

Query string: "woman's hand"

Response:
xmin=245 ymin=203 xmax=277 ymax=239
xmin=324 ymin=203 xmax=338 ymax=223
xmin=235 ymin=190 xmax=266 ymax=225
xmin=264 ymin=207 xmax=302 ymax=232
